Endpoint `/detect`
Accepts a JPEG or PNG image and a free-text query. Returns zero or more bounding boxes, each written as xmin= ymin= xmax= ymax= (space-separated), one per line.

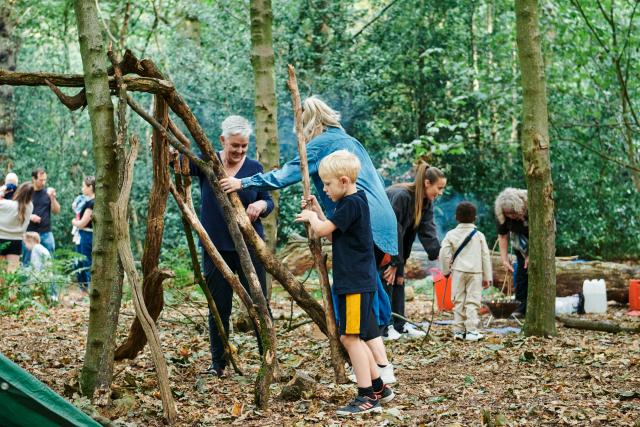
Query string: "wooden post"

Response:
xmin=286 ymin=64 xmax=347 ymax=383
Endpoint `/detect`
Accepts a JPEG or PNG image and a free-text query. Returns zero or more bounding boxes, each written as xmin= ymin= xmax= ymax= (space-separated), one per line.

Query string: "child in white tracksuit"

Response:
xmin=439 ymin=201 xmax=492 ymax=341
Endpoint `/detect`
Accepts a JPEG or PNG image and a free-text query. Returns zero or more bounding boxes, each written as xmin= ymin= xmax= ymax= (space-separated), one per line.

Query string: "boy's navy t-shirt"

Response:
xmin=328 ymin=190 xmax=377 ymax=295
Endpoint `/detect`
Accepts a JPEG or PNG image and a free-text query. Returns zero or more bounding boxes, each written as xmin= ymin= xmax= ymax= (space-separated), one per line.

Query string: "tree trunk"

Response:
xmin=250 ymin=0 xmax=280 ymax=298
xmin=74 ymin=0 xmax=123 ymax=397
xmin=557 ymin=316 xmax=640 ymax=334
xmin=515 ymin=0 xmax=557 ymax=337
xmin=0 ymin=0 xmax=17 ymax=171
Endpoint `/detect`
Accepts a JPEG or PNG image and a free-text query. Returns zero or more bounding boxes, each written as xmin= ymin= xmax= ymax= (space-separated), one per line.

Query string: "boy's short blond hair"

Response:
xmin=318 ymin=150 xmax=361 ymax=182
xmin=24 ymin=231 xmax=41 ymax=244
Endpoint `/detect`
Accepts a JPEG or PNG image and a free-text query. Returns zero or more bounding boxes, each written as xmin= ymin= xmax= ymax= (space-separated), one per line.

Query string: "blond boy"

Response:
xmin=296 ymin=150 xmax=394 ymax=416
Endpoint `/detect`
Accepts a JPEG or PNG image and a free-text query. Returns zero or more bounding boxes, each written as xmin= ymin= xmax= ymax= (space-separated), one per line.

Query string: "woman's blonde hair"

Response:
xmin=301 ymin=96 xmax=342 ymax=141
xmin=391 ymin=162 xmax=445 ymax=229
xmin=318 ymin=150 xmax=361 ymax=182
xmin=494 ymin=187 xmax=528 ymax=224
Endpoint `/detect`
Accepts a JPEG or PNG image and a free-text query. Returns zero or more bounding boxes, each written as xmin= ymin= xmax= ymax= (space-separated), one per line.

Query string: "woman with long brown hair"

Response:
xmin=0 ymin=183 xmax=34 ymax=272
xmin=384 ymin=162 xmax=446 ymax=339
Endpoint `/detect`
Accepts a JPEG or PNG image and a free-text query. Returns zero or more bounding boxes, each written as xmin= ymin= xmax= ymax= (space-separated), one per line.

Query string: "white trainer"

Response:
xmin=402 ymin=323 xmax=426 ymax=338
xmin=465 ymin=331 xmax=484 ymax=341
xmin=384 ymin=325 xmax=402 ymax=341
xmin=453 ymin=331 xmax=465 ymax=340
xmin=379 ymin=363 xmax=397 ymax=385
xmin=347 ymin=363 xmax=397 ymax=385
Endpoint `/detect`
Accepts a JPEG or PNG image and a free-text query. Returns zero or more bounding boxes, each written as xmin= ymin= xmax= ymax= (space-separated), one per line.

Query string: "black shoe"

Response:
xmin=203 ymin=364 xmax=225 ymax=377
xmin=374 ymin=384 xmax=395 ymax=404
xmin=336 ymin=395 xmax=382 ymax=416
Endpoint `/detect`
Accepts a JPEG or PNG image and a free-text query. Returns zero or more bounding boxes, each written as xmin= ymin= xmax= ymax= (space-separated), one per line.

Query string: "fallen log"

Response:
xmin=280 ymin=240 xmax=639 ymax=303
xmin=556 ymin=316 xmax=640 ymax=334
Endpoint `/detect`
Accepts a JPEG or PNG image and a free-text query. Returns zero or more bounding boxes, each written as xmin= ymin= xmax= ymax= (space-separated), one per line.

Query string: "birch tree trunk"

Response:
xmin=0 ymin=0 xmax=17 ymax=170
xmin=250 ymin=0 xmax=280 ymax=297
xmin=514 ymin=0 xmax=557 ymax=337
xmin=74 ymin=0 xmax=124 ymax=396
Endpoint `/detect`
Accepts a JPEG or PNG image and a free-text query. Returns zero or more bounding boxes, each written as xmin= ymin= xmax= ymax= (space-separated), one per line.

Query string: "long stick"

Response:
xmin=287 ymin=64 xmax=347 ymax=383
xmin=110 ymin=136 xmax=177 ymax=424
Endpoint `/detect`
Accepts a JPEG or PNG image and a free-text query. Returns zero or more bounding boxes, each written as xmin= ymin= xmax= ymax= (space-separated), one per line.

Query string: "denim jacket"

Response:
xmin=241 ymin=127 xmax=399 ymax=256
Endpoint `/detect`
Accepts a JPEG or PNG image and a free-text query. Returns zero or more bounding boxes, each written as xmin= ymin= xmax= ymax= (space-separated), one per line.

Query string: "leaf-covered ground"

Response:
xmin=1 ymin=284 xmax=639 ymax=426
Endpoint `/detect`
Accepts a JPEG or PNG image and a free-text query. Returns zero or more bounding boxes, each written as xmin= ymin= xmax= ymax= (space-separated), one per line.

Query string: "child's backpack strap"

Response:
xmin=451 ymin=228 xmax=478 ymax=266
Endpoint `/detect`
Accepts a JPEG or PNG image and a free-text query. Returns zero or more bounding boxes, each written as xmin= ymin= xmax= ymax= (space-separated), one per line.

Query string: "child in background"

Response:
xmin=1 ymin=172 xmax=19 ymax=200
xmin=296 ymin=150 xmax=394 ymax=416
xmin=23 ymin=231 xmax=56 ymax=301
xmin=71 ymin=193 xmax=89 ymax=248
xmin=439 ymin=201 xmax=492 ymax=341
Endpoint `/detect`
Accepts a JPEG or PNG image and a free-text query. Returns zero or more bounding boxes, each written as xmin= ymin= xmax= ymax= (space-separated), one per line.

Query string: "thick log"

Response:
xmin=0 ymin=70 xmax=174 ymax=94
xmin=280 ymin=240 xmax=639 ymax=304
xmin=557 ymin=316 xmax=640 ymax=334
xmin=287 ymin=64 xmax=346 ymax=384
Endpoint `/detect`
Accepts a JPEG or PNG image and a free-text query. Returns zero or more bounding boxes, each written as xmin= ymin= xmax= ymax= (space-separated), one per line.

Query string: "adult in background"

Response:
xmin=71 ymin=176 xmax=96 ymax=291
xmin=190 ymin=115 xmax=274 ymax=378
xmin=24 ymin=168 xmax=60 ymax=264
xmin=220 ymin=96 xmax=398 ymax=384
xmin=384 ymin=162 xmax=446 ymax=338
xmin=494 ymin=188 xmax=529 ymax=316
xmin=0 ymin=183 xmax=34 ymax=272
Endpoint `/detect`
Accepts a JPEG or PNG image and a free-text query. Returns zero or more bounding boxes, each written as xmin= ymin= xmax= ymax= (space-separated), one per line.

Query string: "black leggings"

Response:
xmin=205 ymin=250 xmax=269 ymax=368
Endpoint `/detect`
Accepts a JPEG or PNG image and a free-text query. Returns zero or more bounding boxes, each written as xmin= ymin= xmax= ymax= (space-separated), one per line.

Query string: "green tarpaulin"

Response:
xmin=0 ymin=353 xmax=101 ymax=427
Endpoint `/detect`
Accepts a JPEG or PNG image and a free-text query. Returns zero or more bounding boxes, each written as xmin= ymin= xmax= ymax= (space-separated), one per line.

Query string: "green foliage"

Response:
xmin=0 ymin=249 xmax=79 ymax=314
xmin=5 ymin=0 xmax=640 ymax=261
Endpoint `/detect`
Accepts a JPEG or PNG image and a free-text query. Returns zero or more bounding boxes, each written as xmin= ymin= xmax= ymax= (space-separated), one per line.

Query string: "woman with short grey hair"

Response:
xmin=494 ymin=187 xmax=529 ymax=316
xmin=190 ymin=115 xmax=274 ymax=377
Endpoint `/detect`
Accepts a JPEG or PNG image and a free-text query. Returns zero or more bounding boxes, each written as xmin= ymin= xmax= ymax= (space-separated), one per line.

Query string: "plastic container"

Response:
xmin=583 ymin=279 xmax=607 ymax=313
xmin=629 ymin=279 xmax=640 ymax=311
xmin=433 ymin=274 xmax=454 ymax=311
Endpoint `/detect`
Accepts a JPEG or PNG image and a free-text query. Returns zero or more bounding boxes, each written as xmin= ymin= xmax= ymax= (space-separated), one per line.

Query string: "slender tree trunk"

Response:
xmin=514 ymin=0 xmax=557 ymax=337
xmin=250 ymin=0 xmax=280 ymax=298
xmin=0 ymin=0 xmax=17 ymax=171
xmin=74 ymin=0 xmax=124 ymax=396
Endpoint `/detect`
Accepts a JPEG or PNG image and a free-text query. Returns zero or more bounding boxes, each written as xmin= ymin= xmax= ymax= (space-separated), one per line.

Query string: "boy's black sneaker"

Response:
xmin=374 ymin=384 xmax=395 ymax=404
xmin=336 ymin=395 xmax=382 ymax=416
xmin=203 ymin=364 xmax=225 ymax=378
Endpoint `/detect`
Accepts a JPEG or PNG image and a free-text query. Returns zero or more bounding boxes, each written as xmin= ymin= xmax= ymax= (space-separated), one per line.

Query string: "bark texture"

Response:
xmin=250 ymin=0 xmax=280 ymax=261
xmin=0 ymin=1 xmax=17 ymax=170
xmin=110 ymin=136 xmax=177 ymax=424
xmin=515 ymin=0 xmax=557 ymax=337
xmin=114 ymin=78 xmax=173 ymax=361
xmin=287 ymin=65 xmax=346 ymax=383
xmin=74 ymin=0 xmax=123 ymax=396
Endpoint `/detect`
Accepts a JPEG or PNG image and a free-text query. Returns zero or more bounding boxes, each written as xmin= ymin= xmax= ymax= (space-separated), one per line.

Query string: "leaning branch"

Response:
xmin=0 ymin=70 xmax=173 ymax=94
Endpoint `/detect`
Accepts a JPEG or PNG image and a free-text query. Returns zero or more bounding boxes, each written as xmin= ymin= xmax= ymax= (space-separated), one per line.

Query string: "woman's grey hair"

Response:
xmin=494 ymin=187 xmax=528 ymax=224
xmin=220 ymin=115 xmax=252 ymax=139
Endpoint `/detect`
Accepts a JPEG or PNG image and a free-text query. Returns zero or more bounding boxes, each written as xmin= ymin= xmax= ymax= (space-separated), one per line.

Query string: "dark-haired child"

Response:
xmin=439 ymin=201 xmax=492 ymax=341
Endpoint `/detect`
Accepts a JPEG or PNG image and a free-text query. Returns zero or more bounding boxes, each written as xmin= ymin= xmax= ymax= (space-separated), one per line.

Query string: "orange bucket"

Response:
xmin=434 ymin=274 xmax=454 ymax=311
xmin=629 ymin=279 xmax=640 ymax=311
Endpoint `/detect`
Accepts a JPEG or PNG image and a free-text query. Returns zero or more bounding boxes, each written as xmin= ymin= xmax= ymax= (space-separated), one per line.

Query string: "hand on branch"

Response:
xmin=220 ymin=177 xmax=242 ymax=193
xmin=246 ymin=200 xmax=267 ymax=222
xmin=301 ymin=195 xmax=323 ymax=216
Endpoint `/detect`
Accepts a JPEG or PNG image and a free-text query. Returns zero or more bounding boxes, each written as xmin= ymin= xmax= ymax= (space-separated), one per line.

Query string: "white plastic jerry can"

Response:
xmin=583 ymin=279 xmax=607 ymax=314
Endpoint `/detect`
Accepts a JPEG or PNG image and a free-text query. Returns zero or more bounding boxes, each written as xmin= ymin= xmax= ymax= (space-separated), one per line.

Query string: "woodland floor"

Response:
xmin=1 ymin=281 xmax=639 ymax=427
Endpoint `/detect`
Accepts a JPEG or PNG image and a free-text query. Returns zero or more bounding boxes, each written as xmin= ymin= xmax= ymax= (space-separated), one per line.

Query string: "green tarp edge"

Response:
xmin=0 ymin=353 xmax=101 ymax=427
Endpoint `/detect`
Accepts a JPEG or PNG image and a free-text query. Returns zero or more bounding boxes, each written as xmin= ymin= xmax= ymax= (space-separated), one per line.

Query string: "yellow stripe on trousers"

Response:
xmin=345 ymin=294 xmax=361 ymax=334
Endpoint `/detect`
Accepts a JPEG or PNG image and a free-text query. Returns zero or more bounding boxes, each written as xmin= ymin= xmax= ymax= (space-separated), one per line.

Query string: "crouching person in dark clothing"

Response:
xmin=188 ymin=115 xmax=274 ymax=377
